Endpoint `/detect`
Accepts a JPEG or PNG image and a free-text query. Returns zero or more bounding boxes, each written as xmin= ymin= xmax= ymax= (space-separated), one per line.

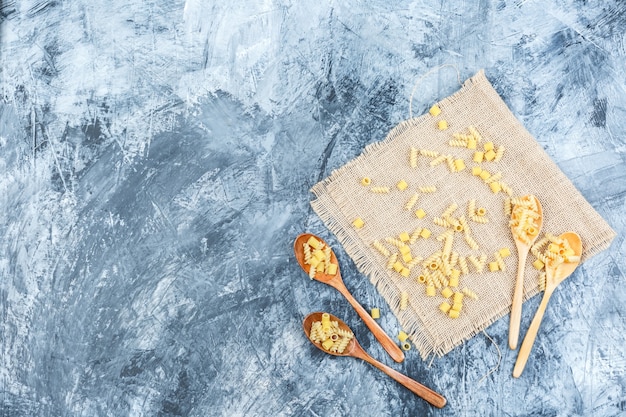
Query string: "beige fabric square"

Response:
xmin=310 ymin=70 xmax=616 ymax=359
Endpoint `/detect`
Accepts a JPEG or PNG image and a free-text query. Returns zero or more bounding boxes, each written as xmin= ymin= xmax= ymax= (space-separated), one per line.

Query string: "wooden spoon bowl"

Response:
xmin=294 ymin=233 xmax=404 ymax=363
xmin=302 ymin=312 xmax=447 ymax=408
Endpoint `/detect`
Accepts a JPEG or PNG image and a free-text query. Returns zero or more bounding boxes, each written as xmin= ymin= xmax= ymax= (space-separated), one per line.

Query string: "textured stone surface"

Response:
xmin=1 ymin=1 xmax=625 ymax=415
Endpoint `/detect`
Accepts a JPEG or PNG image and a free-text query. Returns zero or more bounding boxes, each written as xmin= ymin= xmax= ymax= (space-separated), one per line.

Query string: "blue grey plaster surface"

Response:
xmin=1 ymin=0 xmax=625 ymax=416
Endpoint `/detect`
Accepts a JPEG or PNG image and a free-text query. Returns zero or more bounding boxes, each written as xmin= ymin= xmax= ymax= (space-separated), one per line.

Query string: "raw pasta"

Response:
xmin=494 ymin=145 xmax=505 ymax=162
xmin=430 ymin=155 xmax=447 ymax=167
xmin=372 ymin=240 xmax=391 ymax=257
xmin=449 ymin=139 xmax=468 ymax=147
xmin=405 ymin=192 xmax=420 ymax=210
xmin=419 ymin=186 xmax=437 ymax=193
xmin=309 ymin=315 xmax=354 ymax=354
xmin=400 ymin=291 xmax=409 ymax=310
xmin=461 ymin=287 xmax=478 ymax=300
xmin=302 ymin=238 xmax=338 ymax=279
xmin=385 ymin=237 xmax=407 ymax=249
xmin=510 ymin=195 xmax=541 ymax=244
xmin=420 ymin=149 xmax=440 ymax=158
xmin=370 ymin=186 xmax=390 ymax=194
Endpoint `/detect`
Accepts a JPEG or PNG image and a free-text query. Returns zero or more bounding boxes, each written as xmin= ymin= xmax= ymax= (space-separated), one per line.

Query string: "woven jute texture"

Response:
xmin=310 ymin=70 xmax=616 ymax=359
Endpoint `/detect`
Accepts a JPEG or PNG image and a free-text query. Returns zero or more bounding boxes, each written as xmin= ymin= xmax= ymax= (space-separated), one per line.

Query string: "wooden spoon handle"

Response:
xmin=513 ymin=289 xmax=553 ymax=378
xmin=355 ymin=350 xmax=446 ymax=408
xmin=509 ymin=249 xmax=529 ymax=349
xmin=333 ymin=280 xmax=405 ymax=363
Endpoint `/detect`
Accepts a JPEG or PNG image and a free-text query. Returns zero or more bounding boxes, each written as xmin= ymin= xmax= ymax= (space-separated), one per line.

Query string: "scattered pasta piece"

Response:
xmin=370 ymin=186 xmax=390 ymax=194
xmin=484 ymin=149 xmax=496 ymax=161
xmin=371 ymin=308 xmax=380 ymax=319
xmin=472 ymin=166 xmax=483 ymax=176
xmin=401 ymin=341 xmax=411 ymax=351
xmin=420 ymin=228 xmax=432 ymax=239
xmin=468 ymin=125 xmax=483 ymax=142
xmin=361 ymin=177 xmax=372 ymax=186
xmin=409 ymin=228 xmax=423 ymax=244
xmin=470 ymin=215 xmax=489 ymax=224
xmin=500 ymin=181 xmax=513 ymax=196
xmin=489 ymin=181 xmax=502 ymax=194
xmin=429 ymin=105 xmax=442 ymax=116
xmin=439 ymin=302 xmax=452 ymax=314
xmin=352 ymin=217 xmax=364 ymax=228
xmin=473 ymin=151 xmax=484 ymax=163
xmin=483 ymin=141 xmax=494 ymax=152
xmin=458 ymin=257 xmax=469 ymax=274
xmin=449 ymin=139 xmax=467 ymax=147
xmin=426 ymin=286 xmax=436 ymax=296
xmin=453 ymin=159 xmax=466 ymax=172
xmin=385 ymin=237 xmax=407 ymax=249
xmin=468 ymin=199 xmax=476 ymax=217
xmin=499 ymin=247 xmax=511 ymax=258
xmin=532 ymin=259 xmax=545 ymax=270
xmin=398 ymin=330 xmax=409 ymax=342
xmin=420 ymin=149 xmax=439 ymax=158
xmin=437 ymin=120 xmax=449 ymax=130
xmin=441 ymin=287 xmax=454 ymax=298
xmin=449 ymin=270 xmax=460 ymax=287
xmin=494 ymin=145 xmax=505 ymax=162
xmin=405 ymin=192 xmax=420 ymax=210
xmin=494 ymin=251 xmax=506 ymax=271
xmin=488 ymin=261 xmax=500 ymax=272
xmin=372 ymin=240 xmax=391 ymax=257
xmin=399 ymin=231 xmax=410 ymax=242
xmin=415 ymin=208 xmax=427 ymax=219
xmin=445 ymin=156 xmax=456 ymax=172
xmin=419 ymin=186 xmax=437 ymax=193
xmin=387 ymin=253 xmax=398 ymax=270
xmin=461 ymin=287 xmax=478 ymax=300
xmin=397 ymin=180 xmax=408 ymax=191
xmin=430 ymin=155 xmax=447 ymax=167
xmin=466 ymin=138 xmax=477 ymax=149
xmin=448 ymin=309 xmax=460 ymax=319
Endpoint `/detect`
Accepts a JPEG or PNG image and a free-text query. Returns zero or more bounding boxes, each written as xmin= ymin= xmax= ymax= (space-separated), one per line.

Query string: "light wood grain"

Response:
xmin=509 ymin=196 xmax=543 ymax=350
xmin=513 ymin=232 xmax=582 ymax=377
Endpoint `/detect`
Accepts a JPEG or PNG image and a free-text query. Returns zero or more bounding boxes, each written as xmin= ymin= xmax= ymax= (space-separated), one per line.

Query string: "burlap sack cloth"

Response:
xmin=310 ymin=70 xmax=616 ymax=359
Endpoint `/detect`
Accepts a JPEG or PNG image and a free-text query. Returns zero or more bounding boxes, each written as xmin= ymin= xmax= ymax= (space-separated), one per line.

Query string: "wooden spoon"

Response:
xmin=508 ymin=196 xmax=543 ymax=350
xmin=303 ymin=312 xmax=447 ymax=408
xmin=513 ymin=232 xmax=582 ymax=378
xmin=294 ymin=233 xmax=404 ymax=363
